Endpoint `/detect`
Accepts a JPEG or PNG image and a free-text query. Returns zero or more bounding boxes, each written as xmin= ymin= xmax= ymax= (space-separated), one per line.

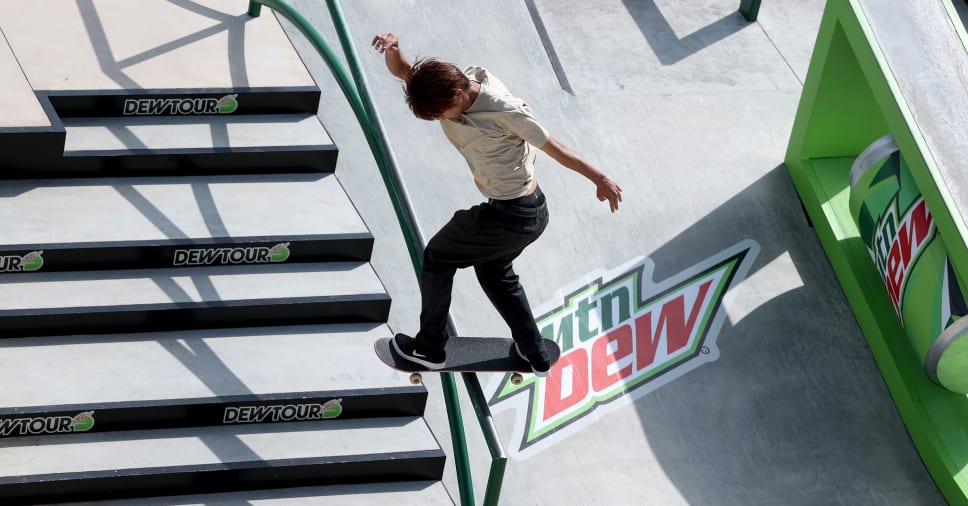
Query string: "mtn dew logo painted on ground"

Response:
xmin=0 ymin=250 xmax=44 ymax=273
xmin=0 ymin=411 xmax=94 ymax=437
xmin=487 ymin=241 xmax=757 ymax=459
xmin=173 ymin=243 xmax=290 ymax=266
xmin=849 ymin=134 xmax=968 ymax=393
xmin=123 ymin=94 xmax=238 ymax=115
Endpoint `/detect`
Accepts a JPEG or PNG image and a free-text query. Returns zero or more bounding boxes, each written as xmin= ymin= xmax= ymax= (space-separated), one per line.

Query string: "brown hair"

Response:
xmin=404 ymin=58 xmax=469 ymax=120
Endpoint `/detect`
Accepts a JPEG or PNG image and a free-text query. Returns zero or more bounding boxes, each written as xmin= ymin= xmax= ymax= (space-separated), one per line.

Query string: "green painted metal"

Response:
xmin=247 ymin=1 xmax=514 ymax=504
xmin=247 ymin=1 xmax=261 ymax=17
xmin=739 ymin=0 xmax=762 ymax=22
xmin=462 ymin=372 xmax=507 ymax=506
xmin=784 ymin=0 xmax=968 ymax=503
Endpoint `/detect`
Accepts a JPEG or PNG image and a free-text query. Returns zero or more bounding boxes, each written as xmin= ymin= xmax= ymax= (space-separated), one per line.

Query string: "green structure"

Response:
xmin=785 ymin=0 xmax=968 ymax=503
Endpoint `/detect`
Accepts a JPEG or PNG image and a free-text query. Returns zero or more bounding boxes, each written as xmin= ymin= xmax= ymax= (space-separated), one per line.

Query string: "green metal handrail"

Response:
xmin=247 ymin=1 xmax=508 ymax=504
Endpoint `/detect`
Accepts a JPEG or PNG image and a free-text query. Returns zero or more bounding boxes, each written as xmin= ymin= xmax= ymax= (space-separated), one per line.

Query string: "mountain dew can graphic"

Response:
xmin=849 ymin=134 xmax=968 ymax=393
xmin=217 ymin=94 xmax=238 ymax=114
xmin=0 ymin=250 xmax=44 ymax=272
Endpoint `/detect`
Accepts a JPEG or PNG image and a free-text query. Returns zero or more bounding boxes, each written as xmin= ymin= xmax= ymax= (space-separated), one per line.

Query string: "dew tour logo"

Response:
xmin=0 ymin=250 xmax=44 ymax=272
xmin=0 ymin=411 xmax=95 ymax=437
xmin=487 ymin=241 xmax=757 ymax=459
xmin=223 ymin=400 xmax=342 ymax=424
xmin=123 ymin=94 xmax=239 ymax=115
xmin=173 ymin=243 xmax=290 ymax=266
xmin=868 ymin=196 xmax=934 ymax=318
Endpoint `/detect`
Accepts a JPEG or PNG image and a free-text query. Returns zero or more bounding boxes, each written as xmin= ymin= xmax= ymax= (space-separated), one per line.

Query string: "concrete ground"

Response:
xmin=280 ymin=0 xmax=947 ymax=504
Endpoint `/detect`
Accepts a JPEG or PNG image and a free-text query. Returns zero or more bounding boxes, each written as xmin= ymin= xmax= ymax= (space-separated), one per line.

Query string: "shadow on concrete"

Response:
xmin=524 ymin=0 xmax=574 ymax=94
xmin=622 ymin=0 xmax=750 ymax=65
xmin=75 ymin=0 xmax=251 ymax=88
xmin=628 ymin=165 xmax=943 ymax=504
xmin=70 ymin=3 xmax=267 ymax=467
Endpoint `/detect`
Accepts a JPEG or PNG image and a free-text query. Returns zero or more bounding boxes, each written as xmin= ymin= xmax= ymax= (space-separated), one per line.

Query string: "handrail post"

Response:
xmin=462 ymin=372 xmax=507 ymax=506
xmin=322 ymin=2 xmax=474 ymax=504
xmin=739 ymin=0 xmax=761 ymax=22
xmin=247 ymin=1 xmax=262 ymax=17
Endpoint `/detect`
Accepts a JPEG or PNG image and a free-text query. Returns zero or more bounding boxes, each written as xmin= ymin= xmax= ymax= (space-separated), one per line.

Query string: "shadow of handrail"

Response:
xmin=623 ymin=0 xmax=751 ymax=66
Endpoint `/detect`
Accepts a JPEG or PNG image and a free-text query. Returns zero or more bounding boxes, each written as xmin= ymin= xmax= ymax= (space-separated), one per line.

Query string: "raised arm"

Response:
xmin=540 ymin=137 xmax=623 ymax=212
xmin=372 ymin=33 xmax=412 ymax=80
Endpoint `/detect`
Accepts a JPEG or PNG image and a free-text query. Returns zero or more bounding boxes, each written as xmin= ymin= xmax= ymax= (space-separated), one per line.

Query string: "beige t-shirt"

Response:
xmin=440 ymin=67 xmax=550 ymax=200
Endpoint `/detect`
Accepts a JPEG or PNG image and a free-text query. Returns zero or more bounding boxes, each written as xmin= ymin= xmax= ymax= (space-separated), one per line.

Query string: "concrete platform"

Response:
xmin=0 ymin=0 xmax=315 ymax=92
xmin=0 ymin=0 xmax=955 ymax=503
xmin=0 ymin=30 xmax=49 ymax=128
xmin=282 ymin=0 xmax=949 ymax=504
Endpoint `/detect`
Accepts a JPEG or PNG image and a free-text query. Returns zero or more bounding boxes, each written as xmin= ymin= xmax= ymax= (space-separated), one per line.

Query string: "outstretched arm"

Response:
xmin=372 ymin=33 xmax=412 ymax=80
xmin=540 ymin=137 xmax=623 ymax=212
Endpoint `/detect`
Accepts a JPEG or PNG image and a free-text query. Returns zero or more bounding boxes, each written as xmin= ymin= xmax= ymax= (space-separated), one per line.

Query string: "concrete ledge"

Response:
xmin=0 ymin=30 xmax=49 ymax=128
xmin=0 ymin=323 xmax=419 ymax=420
xmin=0 ymin=418 xmax=443 ymax=504
xmin=0 ymin=174 xmax=370 ymax=271
xmin=63 ymin=114 xmax=333 ymax=153
xmin=858 ymin=0 xmax=968 ymax=234
xmin=67 ymin=481 xmax=454 ymax=506
xmin=0 ymin=262 xmax=391 ymax=337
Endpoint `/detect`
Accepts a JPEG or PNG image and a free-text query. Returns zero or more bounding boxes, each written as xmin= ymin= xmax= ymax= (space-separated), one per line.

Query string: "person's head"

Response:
xmin=405 ymin=58 xmax=470 ymax=121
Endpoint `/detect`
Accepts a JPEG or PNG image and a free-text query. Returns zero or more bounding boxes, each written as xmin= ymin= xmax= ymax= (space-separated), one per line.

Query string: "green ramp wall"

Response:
xmin=785 ymin=0 xmax=968 ymax=504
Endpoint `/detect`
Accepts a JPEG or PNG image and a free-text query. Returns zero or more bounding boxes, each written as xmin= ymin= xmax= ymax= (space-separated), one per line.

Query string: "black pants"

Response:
xmin=416 ymin=187 xmax=549 ymax=356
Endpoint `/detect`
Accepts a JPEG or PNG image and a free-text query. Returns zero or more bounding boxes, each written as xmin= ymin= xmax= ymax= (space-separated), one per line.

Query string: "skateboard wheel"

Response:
xmin=410 ymin=373 xmax=423 ymax=385
xmin=511 ymin=373 xmax=524 ymax=385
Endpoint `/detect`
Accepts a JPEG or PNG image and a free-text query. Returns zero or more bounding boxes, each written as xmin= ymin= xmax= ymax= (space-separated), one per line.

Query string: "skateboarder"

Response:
xmin=372 ymin=33 xmax=622 ymax=376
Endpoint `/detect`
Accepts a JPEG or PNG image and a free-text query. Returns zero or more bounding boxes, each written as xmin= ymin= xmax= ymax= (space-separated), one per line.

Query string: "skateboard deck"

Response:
xmin=374 ymin=336 xmax=561 ymax=374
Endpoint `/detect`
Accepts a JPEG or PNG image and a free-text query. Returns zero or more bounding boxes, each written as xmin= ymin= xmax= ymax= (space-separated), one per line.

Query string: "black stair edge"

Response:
xmin=0 ymin=130 xmax=67 ymax=174
xmin=0 ymin=88 xmax=331 ymax=177
xmin=0 ymin=450 xmax=446 ymax=504
xmin=0 ymin=388 xmax=428 ymax=438
xmin=32 ymin=146 xmax=338 ymax=178
xmin=63 ymin=144 xmax=336 ymax=158
xmin=0 ymin=295 xmax=392 ymax=338
xmin=0 ymin=234 xmax=374 ymax=273
xmin=39 ymin=87 xmax=322 ymax=118
xmin=0 ymin=144 xmax=337 ymax=179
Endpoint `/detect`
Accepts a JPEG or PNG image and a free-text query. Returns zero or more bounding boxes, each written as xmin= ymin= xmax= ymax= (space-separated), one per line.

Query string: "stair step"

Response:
xmin=67 ymin=481 xmax=454 ymax=505
xmin=50 ymin=114 xmax=337 ymax=176
xmin=0 ymin=263 xmax=390 ymax=337
xmin=0 ymin=174 xmax=372 ymax=272
xmin=0 ymin=418 xmax=445 ymax=504
xmin=63 ymin=114 xmax=331 ymax=154
xmin=0 ymin=324 xmax=422 ymax=436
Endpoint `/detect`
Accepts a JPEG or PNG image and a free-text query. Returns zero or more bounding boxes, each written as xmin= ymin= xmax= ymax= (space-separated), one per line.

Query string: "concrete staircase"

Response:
xmin=0 ymin=86 xmax=449 ymax=503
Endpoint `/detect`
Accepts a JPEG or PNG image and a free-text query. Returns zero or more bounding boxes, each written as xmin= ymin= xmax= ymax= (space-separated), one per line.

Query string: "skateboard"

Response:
xmin=374 ymin=336 xmax=561 ymax=385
